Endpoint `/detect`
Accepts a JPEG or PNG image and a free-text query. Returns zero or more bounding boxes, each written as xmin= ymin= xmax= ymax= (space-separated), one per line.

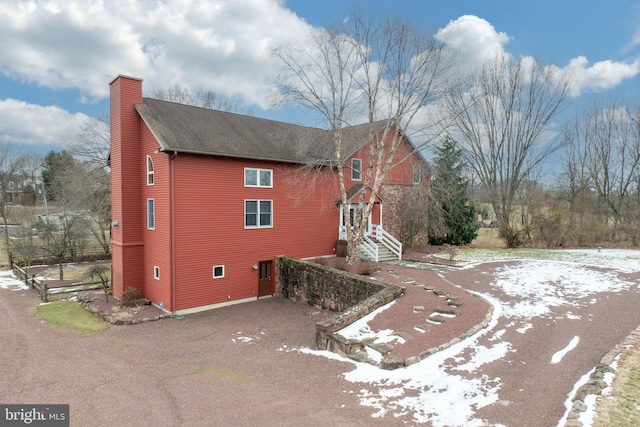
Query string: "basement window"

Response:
xmin=213 ymin=265 xmax=224 ymax=279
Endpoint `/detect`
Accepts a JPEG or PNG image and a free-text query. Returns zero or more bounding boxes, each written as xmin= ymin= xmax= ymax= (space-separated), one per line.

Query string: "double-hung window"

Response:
xmin=351 ymin=159 xmax=362 ymax=181
xmin=147 ymin=199 xmax=155 ymax=230
xmin=245 ymin=200 xmax=272 ymax=228
xmin=244 ymin=168 xmax=272 ymax=187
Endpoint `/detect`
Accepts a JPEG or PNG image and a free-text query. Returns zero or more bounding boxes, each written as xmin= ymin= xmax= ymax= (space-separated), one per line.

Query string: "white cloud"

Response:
xmin=436 ymin=15 xmax=640 ymax=99
xmin=436 ymin=15 xmax=510 ymax=68
xmin=0 ymin=0 xmax=312 ymax=108
xmin=547 ymin=56 xmax=640 ymax=97
xmin=0 ymin=99 xmax=89 ymax=146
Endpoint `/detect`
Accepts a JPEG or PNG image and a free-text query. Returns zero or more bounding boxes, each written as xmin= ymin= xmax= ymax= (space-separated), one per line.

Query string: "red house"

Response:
xmin=110 ymin=75 xmax=428 ymax=315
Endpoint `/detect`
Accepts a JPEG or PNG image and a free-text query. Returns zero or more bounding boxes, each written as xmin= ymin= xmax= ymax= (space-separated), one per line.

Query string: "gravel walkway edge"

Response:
xmin=562 ymin=322 xmax=640 ymax=427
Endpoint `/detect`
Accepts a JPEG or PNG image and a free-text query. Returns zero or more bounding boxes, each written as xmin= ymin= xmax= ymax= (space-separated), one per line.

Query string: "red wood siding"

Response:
xmin=140 ymin=123 xmax=173 ymax=310
xmin=171 ymin=154 xmax=339 ymax=311
xmin=110 ymin=76 xmax=144 ymax=297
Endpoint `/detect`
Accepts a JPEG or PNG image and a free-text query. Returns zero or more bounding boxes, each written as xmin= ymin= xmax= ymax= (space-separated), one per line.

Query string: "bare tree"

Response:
xmin=18 ymin=153 xmax=44 ymax=206
xmin=38 ymin=155 xmax=90 ymax=279
xmin=583 ymin=99 xmax=640 ymax=239
xmin=152 ymin=83 xmax=253 ymax=115
xmin=559 ymin=111 xmax=602 ymax=246
xmin=69 ymin=114 xmax=111 ymax=169
xmin=395 ymin=185 xmax=430 ymax=247
xmin=445 ymin=53 xmax=571 ymax=247
xmin=0 ymin=144 xmax=26 ymax=257
xmin=273 ymin=13 xmax=452 ymax=263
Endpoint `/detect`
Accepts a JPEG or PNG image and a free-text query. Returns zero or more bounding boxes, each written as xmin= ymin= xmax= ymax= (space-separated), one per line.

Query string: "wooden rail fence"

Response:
xmin=12 ymin=264 xmax=110 ymax=302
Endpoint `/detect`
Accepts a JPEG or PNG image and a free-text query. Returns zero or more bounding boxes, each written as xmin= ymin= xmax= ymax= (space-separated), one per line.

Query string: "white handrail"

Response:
xmin=361 ymin=235 xmax=378 ymax=261
xmin=372 ymin=225 xmax=402 ymax=260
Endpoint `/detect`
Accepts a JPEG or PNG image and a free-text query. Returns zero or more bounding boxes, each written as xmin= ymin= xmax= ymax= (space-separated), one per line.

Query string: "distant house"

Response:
xmin=110 ymin=75 xmax=428 ymax=314
xmin=1 ymin=173 xmax=41 ymax=205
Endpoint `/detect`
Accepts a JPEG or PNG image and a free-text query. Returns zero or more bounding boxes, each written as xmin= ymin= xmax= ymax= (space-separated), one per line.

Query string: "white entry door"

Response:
xmin=340 ymin=204 xmax=372 ymax=238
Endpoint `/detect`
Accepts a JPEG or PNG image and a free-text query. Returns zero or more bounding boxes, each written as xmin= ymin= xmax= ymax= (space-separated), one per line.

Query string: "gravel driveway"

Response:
xmin=0 ymin=287 xmax=393 ymax=426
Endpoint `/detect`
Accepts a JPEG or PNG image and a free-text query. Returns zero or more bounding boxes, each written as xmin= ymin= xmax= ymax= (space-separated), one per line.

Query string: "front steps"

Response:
xmin=361 ymin=242 xmax=399 ymax=262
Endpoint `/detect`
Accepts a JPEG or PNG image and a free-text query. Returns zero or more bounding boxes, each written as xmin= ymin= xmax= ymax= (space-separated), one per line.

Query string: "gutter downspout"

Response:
xmin=169 ymin=151 xmax=183 ymax=319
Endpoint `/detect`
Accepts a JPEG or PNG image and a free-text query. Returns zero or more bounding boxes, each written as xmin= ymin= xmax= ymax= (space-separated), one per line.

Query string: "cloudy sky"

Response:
xmin=1 ymin=0 xmax=640 ymax=153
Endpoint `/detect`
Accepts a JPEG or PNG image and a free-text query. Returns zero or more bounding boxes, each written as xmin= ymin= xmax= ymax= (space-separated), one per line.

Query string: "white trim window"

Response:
xmin=153 ymin=266 xmax=160 ymax=280
xmin=351 ymin=158 xmax=362 ymax=181
xmin=412 ymin=164 xmax=421 ymax=184
xmin=147 ymin=198 xmax=155 ymax=230
xmin=147 ymin=155 xmax=154 ymax=185
xmin=212 ymin=265 xmax=224 ymax=278
xmin=245 ymin=200 xmax=272 ymax=228
xmin=244 ymin=168 xmax=273 ymax=187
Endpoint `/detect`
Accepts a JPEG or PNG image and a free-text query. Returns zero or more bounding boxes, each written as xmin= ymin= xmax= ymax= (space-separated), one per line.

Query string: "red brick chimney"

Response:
xmin=109 ymin=75 xmax=145 ymax=298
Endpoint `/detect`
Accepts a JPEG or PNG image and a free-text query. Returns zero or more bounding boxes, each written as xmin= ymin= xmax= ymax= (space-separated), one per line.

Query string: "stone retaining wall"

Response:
xmin=275 ymin=256 xmax=404 ymax=351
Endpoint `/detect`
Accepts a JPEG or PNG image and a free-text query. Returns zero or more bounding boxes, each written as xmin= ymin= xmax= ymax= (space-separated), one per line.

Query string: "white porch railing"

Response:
xmin=360 ymin=235 xmax=379 ymax=261
xmin=338 ymin=224 xmax=402 ymax=262
xmin=372 ymin=225 xmax=402 ymax=261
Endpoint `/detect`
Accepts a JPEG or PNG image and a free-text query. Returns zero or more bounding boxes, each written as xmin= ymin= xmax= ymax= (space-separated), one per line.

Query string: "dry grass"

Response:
xmin=471 ymin=228 xmax=506 ymax=249
xmin=40 ymin=263 xmax=112 ymax=282
xmin=593 ymin=340 xmax=640 ymax=426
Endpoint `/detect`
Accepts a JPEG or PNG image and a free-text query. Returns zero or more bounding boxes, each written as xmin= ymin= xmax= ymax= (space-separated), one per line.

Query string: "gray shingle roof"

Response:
xmin=135 ymin=98 xmax=385 ymax=164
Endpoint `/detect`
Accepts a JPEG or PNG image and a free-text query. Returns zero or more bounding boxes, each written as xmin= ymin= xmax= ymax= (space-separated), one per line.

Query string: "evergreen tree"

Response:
xmin=428 ymin=136 xmax=478 ymax=245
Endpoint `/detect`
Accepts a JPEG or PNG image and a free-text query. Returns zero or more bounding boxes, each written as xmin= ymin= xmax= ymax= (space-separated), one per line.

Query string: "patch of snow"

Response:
xmin=516 ymin=323 xmax=532 ymax=334
xmin=489 ymin=329 xmax=506 ymax=341
xmin=365 ymin=346 xmax=383 ymax=363
xmin=232 ymin=332 xmax=262 ymax=344
xmin=454 ymin=342 xmax=512 ymax=372
xmin=557 ymin=368 xmax=595 ymax=427
xmin=445 ymin=248 xmax=640 ymax=273
xmin=337 ymin=301 xmax=397 ymax=340
xmin=295 ymin=294 xmax=505 ymax=427
xmin=576 ymin=355 xmax=621 ymax=427
xmin=551 ymin=336 xmax=580 ymax=364
xmin=0 ymin=270 xmax=29 ymax=290
xmin=430 ymin=311 xmax=457 ymax=318
xmin=492 ymin=260 xmax=637 ymax=321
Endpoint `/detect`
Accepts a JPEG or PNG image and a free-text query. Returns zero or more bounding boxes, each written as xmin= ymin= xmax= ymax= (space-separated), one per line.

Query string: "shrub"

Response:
xmin=120 ymin=287 xmax=141 ymax=308
xmin=358 ymin=261 xmax=375 ymax=276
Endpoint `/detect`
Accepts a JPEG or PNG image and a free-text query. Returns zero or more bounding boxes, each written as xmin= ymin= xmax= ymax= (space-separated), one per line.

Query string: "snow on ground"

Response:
xmin=0 ymin=269 xmax=28 ymax=290
xmin=289 ymin=249 xmax=640 ymax=426
xmin=551 ymin=336 xmax=580 ymax=364
xmin=451 ymin=248 xmax=640 ymax=274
